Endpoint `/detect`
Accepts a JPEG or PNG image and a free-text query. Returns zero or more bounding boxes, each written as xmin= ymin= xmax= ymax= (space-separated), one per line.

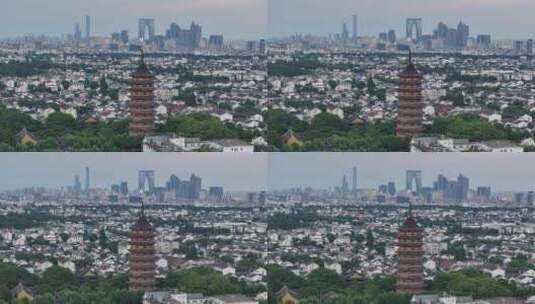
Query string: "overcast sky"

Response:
xmin=2 ymin=0 xmax=266 ymax=40
xmin=0 ymin=153 xmax=267 ymax=192
xmin=268 ymin=0 xmax=535 ymax=40
xmin=268 ymin=153 xmax=535 ymax=192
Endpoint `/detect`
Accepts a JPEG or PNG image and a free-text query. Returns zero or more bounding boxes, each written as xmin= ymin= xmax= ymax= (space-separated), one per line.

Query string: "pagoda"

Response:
xmin=129 ymin=49 xmax=155 ymax=137
xmin=396 ymin=50 xmax=423 ymax=138
xmin=128 ymin=199 xmax=156 ymax=292
xmin=396 ymin=202 xmax=425 ymax=295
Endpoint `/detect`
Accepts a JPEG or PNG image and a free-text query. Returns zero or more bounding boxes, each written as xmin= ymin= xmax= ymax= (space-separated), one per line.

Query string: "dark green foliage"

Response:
xmin=164 ymin=113 xmax=241 ymax=140
xmin=426 ymin=114 xmax=526 ymax=142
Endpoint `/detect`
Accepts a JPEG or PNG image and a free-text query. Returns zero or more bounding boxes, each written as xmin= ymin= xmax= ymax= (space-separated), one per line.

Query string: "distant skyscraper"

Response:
xmin=528 ymin=191 xmax=535 ymax=205
xmin=120 ymin=182 xmax=129 ymax=195
xmin=74 ymin=175 xmax=81 ymax=193
xmin=406 ymin=170 xmax=422 ymax=194
xmin=129 ymin=50 xmax=155 ymax=137
xmin=129 ymin=200 xmax=156 ymax=292
xmin=84 ymin=167 xmax=90 ymax=193
xmin=341 ymin=175 xmax=349 ymax=197
xmin=456 ymin=174 xmax=469 ymax=203
xmin=387 ymin=30 xmax=396 ymax=44
xmin=476 ymin=35 xmax=491 ymax=49
xmin=246 ymin=41 xmax=257 ymax=52
xmin=208 ymin=35 xmax=224 ymax=49
xmin=190 ymin=22 xmax=202 ymax=48
xmin=139 ymin=18 xmax=156 ymax=42
xmin=352 ymin=167 xmax=357 ymax=196
xmin=476 ymin=186 xmax=491 ymax=200
xmin=456 ymin=21 xmax=469 ymax=49
xmin=120 ymin=30 xmax=129 ymax=44
xmin=74 ymin=23 xmax=82 ymax=43
xmin=397 ymin=50 xmax=423 ymax=138
xmin=84 ymin=15 xmax=91 ymax=42
xmin=406 ymin=18 xmax=423 ymax=41
xmin=397 ymin=203 xmax=424 ymax=295
xmin=138 ymin=170 xmax=155 ymax=193
xmin=527 ymin=39 xmax=533 ymax=55
xmin=189 ymin=174 xmax=202 ymax=201
xmin=209 ymin=187 xmax=224 ymax=199
xmin=259 ymin=39 xmax=267 ymax=54
xmin=342 ymin=23 xmax=349 ymax=44
xmin=352 ymin=15 xmax=358 ymax=39
xmin=514 ymin=41 xmax=524 ymax=53
xmin=388 ymin=182 xmax=396 ymax=196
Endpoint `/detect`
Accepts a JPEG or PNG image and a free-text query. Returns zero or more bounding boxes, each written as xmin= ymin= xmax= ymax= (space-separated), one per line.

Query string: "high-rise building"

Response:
xmin=74 ymin=23 xmax=82 ymax=43
xmin=129 ymin=50 xmax=155 ymax=137
xmin=209 ymin=187 xmax=224 ymax=199
xmin=397 ymin=203 xmax=424 ymax=295
xmin=352 ymin=167 xmax=357 ymax=197
xmin=528 ymin=191 xmax=535 ymax=205
xmin=406 ymin=170 xmax=422 ymax=194
xmin=246 ymin=41 xmax=257 ymax=52
xmin=84 ymin=16 xmax=91 ymax=42
xmin=120 ymin=30 xmax=129 ymax=44
xmin=341 ymin=175 xmax=349 ymax=197
xmin=388 ymin=182 xmax=396 ymax=196
xmin=456 ymin=21 xmax=469 ymax=49
xmin=208 ymin=35 xmax=224 ymax=49
xmin=476 ymin=35 xmax=491 ymax=49
xmin=397 ymin=51 xmax=423 ymax=138
xmin=476 ymin=186 xmax=491 ymax=200
xmin=259 ymin=39 xmax=267 ymax=54
xmin=138 ymin=170 xmax=155 ymax=193
xmin=514 ymin=40 xmax=524 ymax=53
xmin=342 ymin=23 xmax=349 ymax=44
xmin=456 ymin=174 xmax=469 ymax=203
xmin=190 ymin=22 xmax=202 ymax=48
xmin=406 ymin=18 xmax=423 ymax=41
xmin=128 ymin=200 xmax=156 ymax=291
xmin=85 ymin=167 xmax=90 ymax=193
xmin=352 ymin=15 xmax=358 ymax=39
xmin=139 ymin=18 xmax=156 ymax=42
xmin=189 ymin=174 xmax=202 ymax=201
xmin=120 ymin=182 xmax=129 ymax=195
xmin=527 ymin=39 xmax=534 ymax=55
xmin=74 ymin=175 xmax=81 ymax=193
xmin=387 ymin=30 xmax=396 ymax=44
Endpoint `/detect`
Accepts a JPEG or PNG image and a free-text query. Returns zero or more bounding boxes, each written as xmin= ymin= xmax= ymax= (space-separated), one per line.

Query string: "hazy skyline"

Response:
xmin=268 ymin=153 xmax=535 ymax=192
xmin=268 ymin=0 xmax=535 ymax=40
xmin=2 ymin=0 xmax=266 ymax=40
xmin=0 ymin=153 xmax=267 ymax=192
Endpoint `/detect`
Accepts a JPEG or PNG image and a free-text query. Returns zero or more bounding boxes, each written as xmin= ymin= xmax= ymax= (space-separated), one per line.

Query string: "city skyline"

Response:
xmin=267 ymin=153 xmax=535 ymax=192
xmin=1 ymin=0 xmax=266 ymax=40
xmin=0 ymin=153 xmax=267 ymax=192
xmin=268 ymin=0 xmax=535 ymax=39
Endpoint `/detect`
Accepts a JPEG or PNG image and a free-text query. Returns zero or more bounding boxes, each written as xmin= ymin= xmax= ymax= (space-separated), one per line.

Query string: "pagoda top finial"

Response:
xmin=408 ymin=48 xmax=412 ymax=63
xmin=140 ymin=198 xmax=145 ymax=217
xmin=140 ymin=48 xmax=145 ymax=64
xmin=408 ymin=201 xmax=412 ymax=217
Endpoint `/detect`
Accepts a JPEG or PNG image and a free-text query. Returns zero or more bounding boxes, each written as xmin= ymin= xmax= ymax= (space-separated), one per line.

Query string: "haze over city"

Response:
xmin=267 ymin=153 xmax=535 ymax=192
xmin=0 ymin=153 xmax=268 ymax=192
xmin=268 ymin=0 xmax=535 ymax=39
xmin=1 ymin=0 xmax=267 ymax=39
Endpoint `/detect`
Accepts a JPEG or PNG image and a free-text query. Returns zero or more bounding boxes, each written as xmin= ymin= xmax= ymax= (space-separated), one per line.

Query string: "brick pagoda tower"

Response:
xmin=396 ymin=202 xmax=425 ymax=295
xmin=396 ymin=50 xmax=423 ymax=138
xmin=129 ymin=49 xmax=155 ymax=137
xmin=128 ymin=199 xmax=156 ymax=292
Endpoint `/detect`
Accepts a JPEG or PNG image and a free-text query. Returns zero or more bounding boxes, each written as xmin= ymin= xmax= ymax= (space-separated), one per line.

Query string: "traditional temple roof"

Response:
xmin=132 ymin=199 xmax=153 ymax=230
xmin=401 ymin=202 xmax=420 ymax=229
xmin=133 ymin=49 xmax=151 ymax=77
xmin=400 ymin=49 xmax=420 ymax=76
